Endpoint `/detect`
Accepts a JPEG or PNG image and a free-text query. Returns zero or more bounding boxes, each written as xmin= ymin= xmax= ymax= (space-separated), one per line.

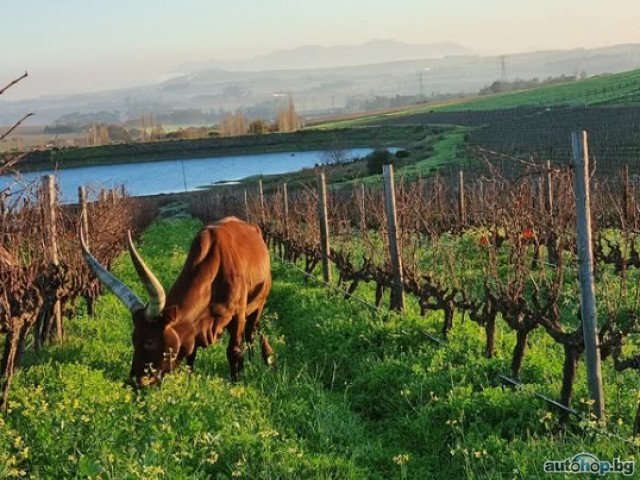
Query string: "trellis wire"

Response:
xmin=273 ymin=246 xmax=639 ymax=446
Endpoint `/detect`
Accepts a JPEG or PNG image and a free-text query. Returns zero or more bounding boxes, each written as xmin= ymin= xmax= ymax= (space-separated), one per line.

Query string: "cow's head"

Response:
xmin=129 ymin=305 xmax=183 ymax=386
xmin=80 ymin=228 xmax=176 ymax=386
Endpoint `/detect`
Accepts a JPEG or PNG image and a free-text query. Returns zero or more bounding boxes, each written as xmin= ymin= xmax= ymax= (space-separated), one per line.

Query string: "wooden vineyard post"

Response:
xmin=458 ymin=170 xmax=466 ymax=226
xmin=0 ymin=192 xmax=7 ymax=229
xmin=77 ymin=184 xmax=99 ymax=317
xmin=545 ymin=160 xmax=554 ymax=214
xmin=571 ymin=131 xmax=605 ymax=423
xmin=222 ymin=191 xmax=228 ymax=217
xmin=283 ymin=182 xmax=289 ymax=237
xmin=359 ymin=183 xmax=366 ymax=232
xmin=45 ymin=175 xmax=63 ymax=342
xmin=317 ymin=173 xmax=332 ymax=283
xmin=258 ymin=178 xmax=265 ymax=225
xmin=537 ymin=176 xmax=545 ymax=213
xmin=213 ymin=194 xmax=221 ymax=218
xmin=383 ymin=164 xmax=405 ymax=312
xmin=435 ymin=176 xmax=444 ymax=216
xmin=622 ymin=164 xmax=634 ymax=228
xmin=78 ymin=186 xmax=90 ymax=248
xmin=244 ymin=189 xmax=250 ymax=222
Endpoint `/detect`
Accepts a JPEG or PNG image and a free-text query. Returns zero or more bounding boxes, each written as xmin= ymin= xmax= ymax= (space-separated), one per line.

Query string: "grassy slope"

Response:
xmin=227 ymin=125 xmax=463 ymax=191
xmin=314 ymin=69 xmax=640 ymax=130
xmin=2 ymin=218 xmax=639 ymax=479
xmin=436 ymin=69 xmax=640 ymax=112
xmin=397 ymin=130 xmax=470 ymax=179
xmin=301 ymin=69 xmax=640 ymax=186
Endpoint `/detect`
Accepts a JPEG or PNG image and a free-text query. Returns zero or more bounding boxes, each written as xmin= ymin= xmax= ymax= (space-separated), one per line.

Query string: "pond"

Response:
xmin=1 ymin=148 xmax=381 ymax=203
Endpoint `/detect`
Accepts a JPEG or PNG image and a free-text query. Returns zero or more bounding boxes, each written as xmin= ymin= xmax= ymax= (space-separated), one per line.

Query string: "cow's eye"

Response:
xmin=143 ymin=339 xmax=156 ymax=350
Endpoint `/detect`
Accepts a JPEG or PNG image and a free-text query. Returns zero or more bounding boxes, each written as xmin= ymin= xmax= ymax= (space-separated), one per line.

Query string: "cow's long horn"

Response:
xmin=79 ymin=219 xmax=145 ymax=313
xmin=126 ymin=231 xmax=166 ymax=321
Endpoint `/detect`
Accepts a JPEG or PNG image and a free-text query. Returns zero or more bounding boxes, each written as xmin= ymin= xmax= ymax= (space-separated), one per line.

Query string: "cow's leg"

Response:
xmin=226 ymin=314 xmax=246 ymax=382
xmin=186 ymin=350 xmax=197 ymax=370
xmin=244 ymin=308 xmax=261 ymax=361
xmin=260 ymin=333 xmax=275 ymax=368
xmin=246 ymin=306 xmax=275 ymax=368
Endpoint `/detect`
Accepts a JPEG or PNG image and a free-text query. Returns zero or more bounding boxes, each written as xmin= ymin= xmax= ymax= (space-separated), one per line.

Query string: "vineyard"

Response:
xmin=3 ymin=71 xmax=640 ymax=475
xmin=0 ymin=175 xmax=156 ymax=409
xmin=435 ymin=69 xmax=640 ymax=111
xmin=191 ymin=150 xmax=640 ymax=423
xmin=2 ymin=152 xmax=640 ymax=476
xmin=360 ymin=105 xmax=640 ymax=178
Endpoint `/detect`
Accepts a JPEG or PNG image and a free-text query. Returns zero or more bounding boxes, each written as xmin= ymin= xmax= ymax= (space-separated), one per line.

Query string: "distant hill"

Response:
xmin=2 ymin=42 xmax=640 ymax=127
xmin=172 ymin=39 xmax=472 ymax=74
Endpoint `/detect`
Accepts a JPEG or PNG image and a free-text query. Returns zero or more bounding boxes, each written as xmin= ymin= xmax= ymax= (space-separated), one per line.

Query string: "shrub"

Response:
xmin=365 ymin=149 xmax=393 ymax=175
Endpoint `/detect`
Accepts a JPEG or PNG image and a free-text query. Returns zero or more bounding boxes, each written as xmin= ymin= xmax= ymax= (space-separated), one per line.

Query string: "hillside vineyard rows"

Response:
xmin=362 ymin=105 xmax=640 ymax=178
xmin=192 ymin=157 xmax=640 ymax=429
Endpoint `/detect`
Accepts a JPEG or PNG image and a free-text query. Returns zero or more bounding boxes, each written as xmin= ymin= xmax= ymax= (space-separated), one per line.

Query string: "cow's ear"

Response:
xmin=160 ymin=305 xmax=179 ymax=326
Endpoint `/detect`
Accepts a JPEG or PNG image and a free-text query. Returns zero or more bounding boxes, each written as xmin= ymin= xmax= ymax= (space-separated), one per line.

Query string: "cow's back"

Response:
xmin=207 ymin=218 xmax=271 ymax=318
xmin=167 ymin=217 xmax=270 ymax=318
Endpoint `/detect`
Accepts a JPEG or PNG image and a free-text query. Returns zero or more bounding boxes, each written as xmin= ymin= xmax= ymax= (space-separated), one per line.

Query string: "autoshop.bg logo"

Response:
xmin=544 ymin=453 xmax=634 ymax=476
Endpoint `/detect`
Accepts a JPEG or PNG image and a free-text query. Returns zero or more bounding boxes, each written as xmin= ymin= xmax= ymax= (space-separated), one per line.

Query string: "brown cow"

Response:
xmin=80 ymin=216 xmax=273 ymax=385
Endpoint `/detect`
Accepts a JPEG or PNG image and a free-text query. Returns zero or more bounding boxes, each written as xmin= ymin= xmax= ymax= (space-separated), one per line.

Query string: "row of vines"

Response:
xmin=191 ymin=157 xmax=640 ymax=431
xmin=0 ymin=172 xmax=156 ymax=407
xmin=366 ymin=105 xmax=640 ymax=177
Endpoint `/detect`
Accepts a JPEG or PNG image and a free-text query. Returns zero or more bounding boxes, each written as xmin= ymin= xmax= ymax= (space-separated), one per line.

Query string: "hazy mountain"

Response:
xmin=172 ymin=39 xmax=472 ymax=74
xmin=1 ymin=42 xmax=640 ymax=127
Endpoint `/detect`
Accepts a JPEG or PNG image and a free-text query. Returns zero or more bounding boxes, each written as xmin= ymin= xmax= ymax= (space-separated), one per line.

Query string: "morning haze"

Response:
xmin=1 ymin=0 xmax=639 ymax=126
xmin=5 ymin=1 xmax=640 ymax=478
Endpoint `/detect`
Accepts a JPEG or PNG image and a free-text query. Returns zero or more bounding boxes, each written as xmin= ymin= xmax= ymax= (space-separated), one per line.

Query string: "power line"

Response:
xmin=500 ymin=55 xmax=507 ymax=82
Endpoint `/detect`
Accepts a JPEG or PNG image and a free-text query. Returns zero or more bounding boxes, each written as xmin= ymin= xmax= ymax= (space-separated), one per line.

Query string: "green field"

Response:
xmin=436 ymin=69 xmax=640 ymax=111
xmin=1 ymin=218 xmax=638 ymax=479
xmin=313 ymin=68 xmax=640 ymax=130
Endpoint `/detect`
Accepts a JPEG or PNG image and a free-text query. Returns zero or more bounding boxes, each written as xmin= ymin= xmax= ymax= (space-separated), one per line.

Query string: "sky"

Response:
xmin=2 ymin=0 xmax=640 ymax=99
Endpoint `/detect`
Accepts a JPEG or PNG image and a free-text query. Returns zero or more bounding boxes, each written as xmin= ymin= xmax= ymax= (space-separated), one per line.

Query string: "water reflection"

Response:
xmin=1 ymin=148 xmax=381 ymax=203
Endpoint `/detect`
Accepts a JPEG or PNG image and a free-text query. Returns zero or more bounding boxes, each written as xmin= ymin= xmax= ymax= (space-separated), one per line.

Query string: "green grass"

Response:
xmin=312 ymin=69 xmax=640 ymax=130
xmin=397 ymin=129 xmax=470 ymax=179
xmin=428 ymin=69 xmax=640 ymax=112
xmin=234 ymin=125 xmax=456 ymax=192
xmin=2 ymin=218 xmax=640 ymax=479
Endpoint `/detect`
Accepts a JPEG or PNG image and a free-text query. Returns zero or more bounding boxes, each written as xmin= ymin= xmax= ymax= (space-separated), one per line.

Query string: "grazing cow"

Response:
xmin=80 ymin=216 xmax=273 ymax=385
